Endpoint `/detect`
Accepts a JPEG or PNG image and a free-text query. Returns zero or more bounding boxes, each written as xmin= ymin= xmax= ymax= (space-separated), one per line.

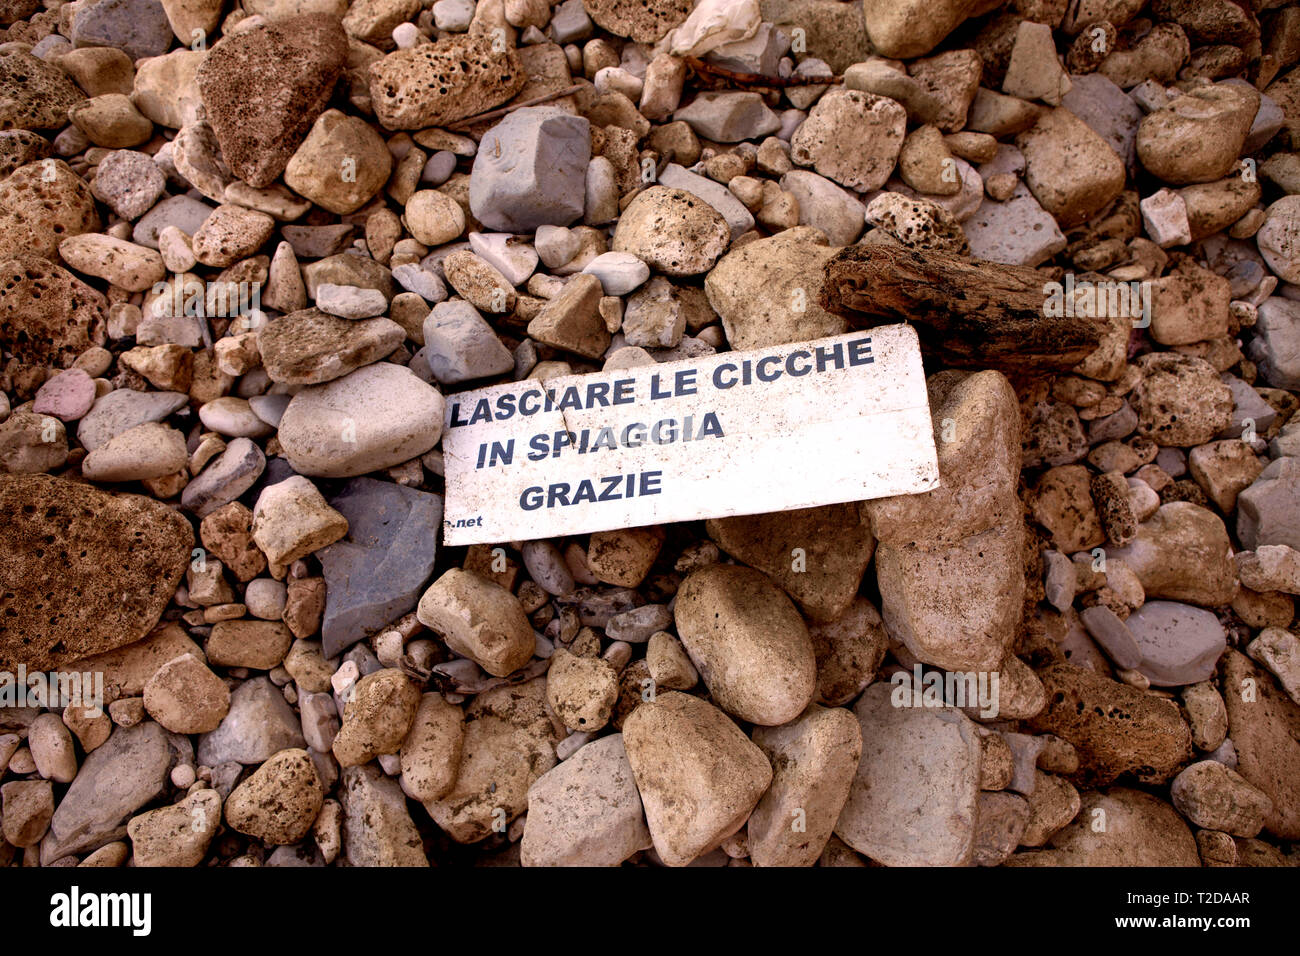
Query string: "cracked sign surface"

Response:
xmin=440 ymin=324 xmax=940 ymax=545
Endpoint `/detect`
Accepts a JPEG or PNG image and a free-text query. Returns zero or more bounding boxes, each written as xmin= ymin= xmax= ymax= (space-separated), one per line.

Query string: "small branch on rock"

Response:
xmin=819 ymin=243 xmax=1107 ymax=372
xmin=446 ymin=84 xmax=587 ymax=129
xmin=684 ymin=56 xmax=844 ymax=90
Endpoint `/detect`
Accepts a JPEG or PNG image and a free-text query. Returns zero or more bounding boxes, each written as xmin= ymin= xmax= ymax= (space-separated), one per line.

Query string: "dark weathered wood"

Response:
xmin=819 ymin=243 xmax=1108 ymax=371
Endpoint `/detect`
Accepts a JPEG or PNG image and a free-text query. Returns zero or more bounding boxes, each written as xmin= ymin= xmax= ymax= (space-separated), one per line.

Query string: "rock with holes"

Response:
xmin=611 ymin=186 xmax=729 ymax=277
xmin=196 ymin=14 xmax=348 ymax=188
xmin=368 ymin=35 xmax=525 ymax=130
xmin=1027 ymin=663 xmax=1193 ymax=786
xmin=0 ymin=475 xmax=193 ymax=671
xmin=0 ymin=161 xmax=100 ymax=261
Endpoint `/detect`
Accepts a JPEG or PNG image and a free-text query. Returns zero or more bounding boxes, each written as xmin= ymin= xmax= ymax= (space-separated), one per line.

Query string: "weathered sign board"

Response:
xmin=441 ymin=323 xmax=939 ymax=545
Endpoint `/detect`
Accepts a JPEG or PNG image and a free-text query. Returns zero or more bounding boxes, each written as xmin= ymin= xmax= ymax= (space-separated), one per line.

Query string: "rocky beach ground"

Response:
xmin=0 ymin=0 xmax=1299 ymax=869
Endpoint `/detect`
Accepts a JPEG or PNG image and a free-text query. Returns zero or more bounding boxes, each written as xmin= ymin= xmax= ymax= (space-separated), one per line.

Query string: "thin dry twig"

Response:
xmin=684 ymin=55 xmax=844 ymax=90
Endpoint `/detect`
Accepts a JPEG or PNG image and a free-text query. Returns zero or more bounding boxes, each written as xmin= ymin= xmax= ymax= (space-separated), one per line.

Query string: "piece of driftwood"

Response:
xmin=819 ymin=243 xmax=1108 ymax=371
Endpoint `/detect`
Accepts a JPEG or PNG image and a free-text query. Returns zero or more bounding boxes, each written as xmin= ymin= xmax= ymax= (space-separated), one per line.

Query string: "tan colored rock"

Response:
xmin=706 ymin=503 xmax=874 ymax=622
xmin=332 ymin=668 xmax=421 ymax=767
xmin=1171 ymin=760 xmax=1272 ymax=838
xmin=416 ymin=569 xmax=536 ymax=677
xmin=748 ymin=704 xmax=862 ymax=867
xmin=126 ymin=789 xmax=221 ymax=866
xmin=546 ymin=648 xmax=619 ymax=732
xmin=142 ymin=653 xmax=230 ymax=733
xmin=399 ymin=692 xmax=464 ymax=802
xmin=225 ymin=748 xmax=325 ymax=844
xmin=674 ymin=564 xmax=817 ymax=726
xmin=790 ymin=88 xmax=906 ymax=192
xmin=423 ymin=678 xmax=561 ymax=843
xmin=611 ymin=186 xmax=729 ymax=277
xmin=585 ymin=526 xmax=663 ymax=587
xmin=368 ymin=35 xmax=525 ymax=130
xmin=622 ymin=691 xmax=772 ymax=867
xmin=835 ymin=682 xmax=983 ymax=866
xmin=284 ymin=109 xmax=392 ymax=215
xmin=1017 ymin=108 xmax=1125 ymax=228
xmin=251 ymin=475 xmax=349 ymax=573
xmin=521 ymin=733 xmax=651 ymax=867
xmin=1107 ymin=502 xmax=1237 ymax=607
xmin=205 ymin=620 xmax=294 ymax=670
xmin=0 ymin=162 xmax=100 ymax=260
xmin=1027 ymin=663 xmax=1192 ymax=785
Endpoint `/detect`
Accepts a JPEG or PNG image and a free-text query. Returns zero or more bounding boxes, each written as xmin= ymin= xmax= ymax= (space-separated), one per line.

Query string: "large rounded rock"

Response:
xmin=611 ymin=186 xmax=729 ymax=277
xmin=1124 ymin=600 xmax=1227 ymax=687
xmin=1027 ymin=663 xmax=1193 ymax=786
xmin=1136 ymin=84 xmax=1258 ymax=185
xmin=835 ymin=682 xmax=983 ymax=866
xmin=225 ymin=748 xmax=325 ymax=844
xmin=415 ymin=568 xmax=535 ymax=677
xmin=870 ymin=370 xmax=1025 ymax=672
xmin=196 ymin=14 xmax=348 ymax=188
xmin=705 ymin=503 xmax=874 ymax=622
xmin=622 ymin=692 xmax=772 ymax=867
xmin=276 ymin=363 xmax=444 ymax=478
xmin=703 ymin=230 xmax=845 ymax=351
xmin=673 ymin=564 xmax=817 ymax=726
xmin=0 ymin=475 xmax=193 ymax=671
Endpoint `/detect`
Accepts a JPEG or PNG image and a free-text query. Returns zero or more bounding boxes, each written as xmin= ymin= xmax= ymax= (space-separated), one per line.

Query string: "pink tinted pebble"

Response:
xmin=32 ymin=367 xmax=97 ymax=421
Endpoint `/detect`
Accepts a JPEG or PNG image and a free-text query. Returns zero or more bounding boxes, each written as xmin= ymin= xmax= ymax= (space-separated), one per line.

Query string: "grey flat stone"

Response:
xmin=180 ymin=436 xmax=266 ymax=517
xmin=197 ymin=676 xmax=306 ymax=766
xmin=420 ymin=300 xmax=514 ymax=385
xmin=72 ymin=0 xmax=172 ymax=62
xmin=1238 ymin=456 xmax=1300 ymax=552
xmin=1126 ymin=600 xmax=1227 ymax=687
xmin=42 ymin=721 xmax=190 ymax=864
xmin=1247 ymin=297 xmax=1300 ymax=390
xmin=318 ymin=477 xmax=443 ymax=657
xmin=76 ymin=388 xmax=188 ymax=451
xmin=133 ymin=194 xmax=215 ymax=250
xmin=963 ymin=182 xmax=1067 ymax=266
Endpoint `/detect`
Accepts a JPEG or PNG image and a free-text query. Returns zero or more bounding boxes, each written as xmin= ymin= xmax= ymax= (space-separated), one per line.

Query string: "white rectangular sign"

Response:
xmin=440 ymin=324 xmax=939 ymax=545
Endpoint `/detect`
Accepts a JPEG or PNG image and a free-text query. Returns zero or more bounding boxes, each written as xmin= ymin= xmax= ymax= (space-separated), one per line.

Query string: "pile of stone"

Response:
xmin=1 ymin=0 xmax=1299 ymax=868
